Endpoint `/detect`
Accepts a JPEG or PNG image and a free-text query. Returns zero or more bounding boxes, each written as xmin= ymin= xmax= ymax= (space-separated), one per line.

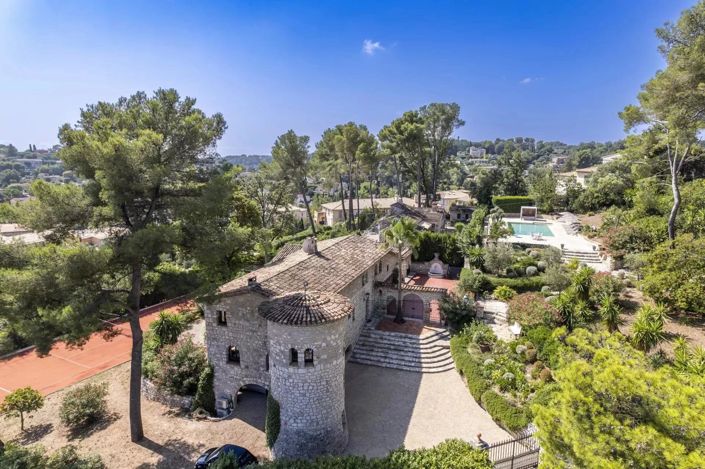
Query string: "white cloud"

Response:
xmin=362 ymin=39 xmax=384 ymax=56
xmin=520 ymin=77 xmax=542 ymax=85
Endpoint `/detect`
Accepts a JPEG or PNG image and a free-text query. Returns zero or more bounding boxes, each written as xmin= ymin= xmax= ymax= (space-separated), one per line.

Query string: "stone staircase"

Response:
xmin=561 ymin=249 xmax=604 ymax=266
xmin=349 ymin=326 xmax=455 ymax=373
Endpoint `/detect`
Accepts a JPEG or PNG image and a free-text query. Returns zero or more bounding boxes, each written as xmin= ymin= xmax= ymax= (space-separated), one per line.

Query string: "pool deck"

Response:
xmin=503 ymin=216 xmax=598 ymax=252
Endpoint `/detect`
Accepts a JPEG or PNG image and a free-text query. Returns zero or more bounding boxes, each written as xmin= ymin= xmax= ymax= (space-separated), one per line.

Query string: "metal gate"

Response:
xmin=487 ymin=431 xmax=540 ymax=469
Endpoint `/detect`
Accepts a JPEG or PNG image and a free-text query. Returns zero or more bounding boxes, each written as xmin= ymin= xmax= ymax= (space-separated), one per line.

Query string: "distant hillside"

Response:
xmin=222 ymin=154 xmax=271 ymax=170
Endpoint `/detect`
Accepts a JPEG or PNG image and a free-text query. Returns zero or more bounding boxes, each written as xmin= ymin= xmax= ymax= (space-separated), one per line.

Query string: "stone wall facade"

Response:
xmin=203 ymin=247 xmax=411 ymax=457
xmin=203 ymin=292 xmax=270 ymax=412
xmin=268 ymin=320 xmax=348 ymax=459
xmin=142 ymin=378 xmax=193 ymax=410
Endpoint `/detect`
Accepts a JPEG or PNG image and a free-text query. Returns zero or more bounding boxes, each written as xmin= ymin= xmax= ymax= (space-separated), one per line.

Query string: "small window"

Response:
xmin=304 ymin=348 xmax=314 ymax=367
xmin=265 ymin=353 xmax=270 ymax=371
xmin=227 ymin=346 xmax=240 ymax=365
xmin=378 ymin=260 xmax=382 ymax=272
xmin=386 ymin=264 xmax=389 ymax=272
xmin=290 ymin=348 xmax=299 ymax=366
xmin=217 ymin=310 xmax=227 ymax=326
xmin=362 ymin=271 xmax=368 ymax=286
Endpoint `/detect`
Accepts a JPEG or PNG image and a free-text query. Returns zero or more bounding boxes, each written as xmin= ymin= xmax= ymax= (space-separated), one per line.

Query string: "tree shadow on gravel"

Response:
xmin=66 ymin=411 xmax=120 ymax=441
xmin=13 ymin=423 xmax=54 ymax=445
xmin=135 ymin=437 xmax=204 ymax=469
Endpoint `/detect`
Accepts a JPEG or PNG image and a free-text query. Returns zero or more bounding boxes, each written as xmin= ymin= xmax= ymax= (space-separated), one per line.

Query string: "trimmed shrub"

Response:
xmin=525 ymin=266 xmax=538 ymax=277
xmin=450 ymin=334 xmax=491 ymax=401
xmin=0 ymin=443 xmax=105 ymax=469
xmin=508 ymin=293 xmax=561 ymax=328
xmin=539 ymin=367 xmax=553 ymax=382
xmin=192 ymin=364 xmax=216 ymax=415
xmin=259 ymin=439 xmax=492 ymax=468
xmin=459 ymin=269 xmax=491 ymax=295
xmin=536 ymin=261 xmax=547 ymax=272
xmin=440 ymin=295 xmax=475 ymax=330
xmin=481 ymin=390 xmax=530 ymax=431
xmin=152 ymin=336 xmax=208 ymax=396
xmin=59 ymin=382 xmax=108 ymax=431
xmin=487 ymin=275 xmax=545 ymax=293
xmin=46 ymin=445 xmax=105 ymax=469
xmin=493 ymin=285 xmax=516 ymax=302
xmin=210 ymin=452 xmax=237 ymax=469
xmin=266 ymin=393 xmax=281 ymax=448
xmin=492 ymin=196 xmax=535 ymax=214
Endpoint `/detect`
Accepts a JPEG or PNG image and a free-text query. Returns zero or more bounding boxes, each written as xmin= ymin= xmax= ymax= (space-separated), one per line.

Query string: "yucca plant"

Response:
xmin=598 ymin=294 xmax=623 ymax=333
xmin=571 ymin=266 xmax=594 ymax=302
xmin=631 ymin=304 xmax=667 ymax=352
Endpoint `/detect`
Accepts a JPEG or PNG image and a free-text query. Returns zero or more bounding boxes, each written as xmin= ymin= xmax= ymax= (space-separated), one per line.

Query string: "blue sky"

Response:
xmin=0 ymin=0 xmax=696 ymax=154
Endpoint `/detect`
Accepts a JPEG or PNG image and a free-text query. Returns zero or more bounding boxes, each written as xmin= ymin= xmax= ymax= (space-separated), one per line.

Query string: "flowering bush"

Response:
xmin=508 ymin=293 xmax=561 ymax=328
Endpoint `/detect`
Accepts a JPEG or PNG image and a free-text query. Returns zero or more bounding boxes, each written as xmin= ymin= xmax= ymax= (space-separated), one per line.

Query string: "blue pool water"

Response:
xmin=508 ymin=222 xmax=554 ymax=237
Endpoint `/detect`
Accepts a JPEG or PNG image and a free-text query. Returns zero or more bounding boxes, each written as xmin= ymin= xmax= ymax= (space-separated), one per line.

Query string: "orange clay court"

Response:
xmin=0 ymin=300 xmax=192 ymax=401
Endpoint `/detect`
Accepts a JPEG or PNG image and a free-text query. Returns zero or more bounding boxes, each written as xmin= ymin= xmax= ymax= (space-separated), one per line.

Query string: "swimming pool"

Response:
xmin=508 ymin=222 xmax=554 ymax=237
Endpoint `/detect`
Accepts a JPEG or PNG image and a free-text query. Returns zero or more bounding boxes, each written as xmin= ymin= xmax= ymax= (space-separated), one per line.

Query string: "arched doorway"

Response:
xmin=233 ymin=384 xmax=267 ymax=431
xmin=386 ymin=296 xmax=397 ymax=315
xmin=402 ymin=294 xmax=424 ymax=320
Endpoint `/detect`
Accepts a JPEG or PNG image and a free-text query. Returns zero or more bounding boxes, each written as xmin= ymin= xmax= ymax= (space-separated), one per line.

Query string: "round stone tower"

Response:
xmin=259 ymin=290 xmax=351 ymax=460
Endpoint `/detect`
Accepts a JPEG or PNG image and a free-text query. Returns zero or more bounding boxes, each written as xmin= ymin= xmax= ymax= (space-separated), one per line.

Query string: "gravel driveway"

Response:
xmin=344 ymin=362 xmax=511 ymax=457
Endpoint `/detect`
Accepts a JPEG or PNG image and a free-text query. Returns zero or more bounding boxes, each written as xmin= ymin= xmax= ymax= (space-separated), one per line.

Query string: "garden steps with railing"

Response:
xmin=349 ymin=326 xmax=455 ymax=373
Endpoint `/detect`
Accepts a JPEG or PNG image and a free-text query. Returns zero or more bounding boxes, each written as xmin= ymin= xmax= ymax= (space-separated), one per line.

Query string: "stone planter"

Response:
xmin=142 ymin=378 xmax=193 ymax=411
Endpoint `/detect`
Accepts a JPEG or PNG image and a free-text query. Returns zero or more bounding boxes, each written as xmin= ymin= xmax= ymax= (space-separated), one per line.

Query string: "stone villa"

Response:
xmin=203 ymin=234 xmax=449 ymax=459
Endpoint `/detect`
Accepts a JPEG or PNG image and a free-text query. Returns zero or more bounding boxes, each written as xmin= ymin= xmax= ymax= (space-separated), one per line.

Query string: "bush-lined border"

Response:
xmin=450 ymin=334 xmax=530 ymax=432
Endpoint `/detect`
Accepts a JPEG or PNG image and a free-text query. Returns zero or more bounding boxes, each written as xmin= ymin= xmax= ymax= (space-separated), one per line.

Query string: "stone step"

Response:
xmin=353 ymin=341 xmax=452 ymax=361
xmin=348 ymin=356 xmax=456 ymax=373
xmin=354 ymin=337 xmax=450 ymax=355
xmin=350 ymin=326 xmax=454 ymax=373
xmin=360 ymin=328 xmax=451 ymax=345
xmin=351 ymin=348 xmax=454 ymax=367
xmin=359 ymin=329 xmax=450 ymax=344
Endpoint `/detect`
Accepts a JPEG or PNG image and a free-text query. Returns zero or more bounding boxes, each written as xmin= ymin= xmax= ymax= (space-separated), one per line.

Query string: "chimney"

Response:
xmin=247 ymin=276 xmax=258 ymax=290
xmin=302 ymin=236 xmax=318 ymax=255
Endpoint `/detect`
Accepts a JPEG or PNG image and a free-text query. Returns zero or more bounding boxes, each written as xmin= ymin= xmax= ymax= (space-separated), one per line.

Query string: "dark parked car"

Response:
xmin=194 ymin=445 xmax=258 ymax=468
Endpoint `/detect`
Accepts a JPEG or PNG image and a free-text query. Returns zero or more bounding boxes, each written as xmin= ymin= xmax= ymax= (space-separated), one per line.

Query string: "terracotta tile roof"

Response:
xmin=219 ymin=235 xmax=389 ymax=297
xmin=375 ymin=279 xmax=448 ymax=294
xmin=259 ymin=291 xmax=353 ymax=326
xmin=269 ymin=242 xmax=302 ymax=264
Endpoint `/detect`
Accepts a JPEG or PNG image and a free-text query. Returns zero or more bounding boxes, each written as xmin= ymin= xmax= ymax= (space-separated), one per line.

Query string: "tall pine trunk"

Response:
xmin=416 ymin=156 xmax=423 ymax=208
xmin=301 ymin=183 xmax=317 ymax=236
xmin=339 ymin=175 xmax=347 ymax=222
xmin=430 ymin=146 xmax=438 ymax=207
xmin=128 ymin=263 xmax=144 ymax=443
xmin=347 ymin=170 xmax=355 ymax=231
xmin=668 ymin=169 xmax=680 ymax=242
xmin=394 ymin=248 xmax=405 ymax=324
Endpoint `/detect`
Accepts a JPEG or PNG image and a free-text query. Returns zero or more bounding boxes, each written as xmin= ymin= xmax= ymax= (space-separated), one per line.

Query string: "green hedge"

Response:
xmin=492 ymin=196 xmax=534 ymax=214
xmin=450 ymin=332 xmax=530 ymax=432
xmin=487 ymin=275 xmax=545 ymax=293
xmin=191 ymin=364 xmax=215 ymax=415
xmin=480 ymin=390 xmax=530 ymax=432
xmin=265 ymin=393 xmax=281 ymax=448
xmin=259 ymin=439 xmax=492 ymax=468
xmin=414 ymin=231 xmax=464 ymax=267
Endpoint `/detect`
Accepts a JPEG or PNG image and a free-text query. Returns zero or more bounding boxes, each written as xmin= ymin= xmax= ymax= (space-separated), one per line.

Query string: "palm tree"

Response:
xmin=598 ymin=294 xmax=623 ymax=333
xmin=384 ymin=218 xmax=420 ymax=324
